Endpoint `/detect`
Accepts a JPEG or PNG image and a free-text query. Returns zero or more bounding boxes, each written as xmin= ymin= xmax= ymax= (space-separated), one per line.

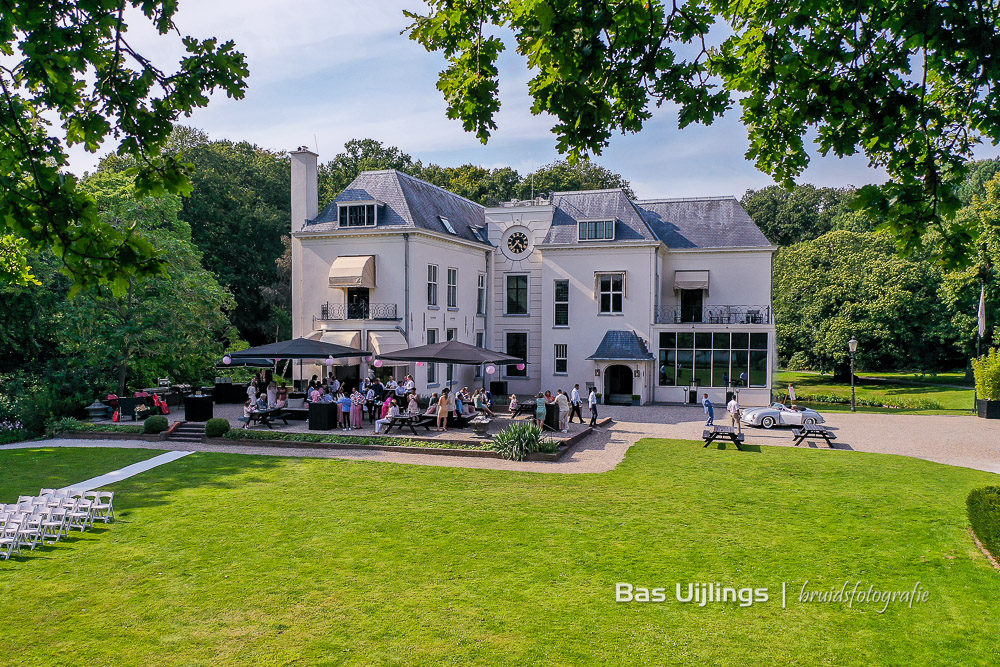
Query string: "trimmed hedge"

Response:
xmin=143 ymin=415 xmax=169 ymax=434
xmin=205 ymin=418 xmax=230 ymax=438
xmin=790 ymin=392 xmax=943 ymax=410
xmin=45 ymin=417 xmax=144 ymax=436
xmin=221 ymin=429 xmax=490 ymax=451
xmin=967 ymin=486 xmax=1000 ymax=559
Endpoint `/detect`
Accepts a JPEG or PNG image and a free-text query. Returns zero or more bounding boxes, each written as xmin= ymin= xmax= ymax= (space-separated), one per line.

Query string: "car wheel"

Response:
xmin=761 ymin=416 xmax=776 ymax=429
xmin=804 ymin=417 xmax=817 ymax=425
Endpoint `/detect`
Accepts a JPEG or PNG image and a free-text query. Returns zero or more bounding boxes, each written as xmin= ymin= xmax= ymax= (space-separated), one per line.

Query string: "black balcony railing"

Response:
xmin=317 ymin=302 xmax=398 ymax=321
xmin=655 ymin=304 xmax=771 ymax=325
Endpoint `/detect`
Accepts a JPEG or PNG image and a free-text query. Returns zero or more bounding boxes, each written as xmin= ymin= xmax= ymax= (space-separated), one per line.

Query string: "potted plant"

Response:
xmin=594 ymin=393 xmax=602 ymax=404
xmin=973 ymin=348 xmax=1000 ymax=419
xmin=631 ymin=394 xmax=641 ymax=406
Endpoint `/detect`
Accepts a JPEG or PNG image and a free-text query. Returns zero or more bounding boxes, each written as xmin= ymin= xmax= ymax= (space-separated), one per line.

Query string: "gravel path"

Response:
xmin=7 ymin=406 xmax=1000 ymax=475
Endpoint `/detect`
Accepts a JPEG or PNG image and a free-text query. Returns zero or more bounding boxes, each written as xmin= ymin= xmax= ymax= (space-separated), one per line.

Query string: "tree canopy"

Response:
xmin=741 ymin=184 xmax=854 ymax=246
xmin=0 ymin=1 xmax=247 ymax=290
xmin=406 ymin=0 xmax=1000 ymax=266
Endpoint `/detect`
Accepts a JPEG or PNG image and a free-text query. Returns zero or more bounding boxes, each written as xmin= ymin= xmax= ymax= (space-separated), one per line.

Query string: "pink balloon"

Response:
xmin=485 ymin=365 xmax=496 ymax=375
xmin=416 ymin=361 xmax=424 ymax=367
xmin=374 ymin=359 xmax=384 ymax=367
xmin=516 ymin=363 xmax=525 ymax=371
xmin=325 ymin=356 xmax=335 ymax=367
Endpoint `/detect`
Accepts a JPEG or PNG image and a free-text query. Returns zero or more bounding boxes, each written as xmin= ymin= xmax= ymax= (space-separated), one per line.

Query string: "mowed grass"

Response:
xmin=778 ymin=371 xmax=975 ymax=414
xmin=2 ymin=442 xmax=999 ymax=666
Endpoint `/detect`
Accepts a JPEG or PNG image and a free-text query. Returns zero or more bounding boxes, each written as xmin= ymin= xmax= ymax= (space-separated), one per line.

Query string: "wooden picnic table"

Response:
xmin=791 ymin=424 xmax=837 ymax=447
xmin=248 ymin=408 xmax=292 ymax=429
xmin=702 ymin=425 xmax=745 ymax=450
xmin=384 ymin=412 xmax=435 ymax=436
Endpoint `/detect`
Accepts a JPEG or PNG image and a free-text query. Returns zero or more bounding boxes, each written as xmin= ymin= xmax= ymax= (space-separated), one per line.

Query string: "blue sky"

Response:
xmin=66 ymin=0 xmax=998 ymax=200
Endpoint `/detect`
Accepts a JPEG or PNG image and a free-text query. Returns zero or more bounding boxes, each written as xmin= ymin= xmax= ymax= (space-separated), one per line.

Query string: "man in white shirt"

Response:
xmin=727 ymin=394 xmax=741 ymax=433
xmin=330 ymin=377 xmax=340 ymax=394
xmin=588 ymin=388 xmax=598 ymax=427
xmin=569 ymin=384 xmax=584 ymax=423
xmin=555 ymin=389 xmax=570 ymax=432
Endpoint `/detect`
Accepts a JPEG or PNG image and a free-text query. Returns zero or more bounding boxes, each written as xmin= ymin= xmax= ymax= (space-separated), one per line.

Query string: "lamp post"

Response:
xmin=848 ymin=337 xmax=858 ymax=412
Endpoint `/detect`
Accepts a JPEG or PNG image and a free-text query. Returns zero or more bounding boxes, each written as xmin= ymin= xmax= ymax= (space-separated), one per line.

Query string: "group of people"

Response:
xmin=373 ymin=385 xmax=494 ymax=434
xmin=237 ymin=377 xmax=289 ymax=429
xmin=508 ymin=384 xmax=598 ymax=432
xmin=305 ymin=373 xmax=419 ymax=431
xmin=702 ymin=392 xmax=742 ymax=433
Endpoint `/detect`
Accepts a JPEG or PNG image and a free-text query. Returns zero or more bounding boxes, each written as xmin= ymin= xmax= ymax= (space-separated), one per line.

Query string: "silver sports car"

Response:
xmin=740 ymin=403 xmax=825 ymax=429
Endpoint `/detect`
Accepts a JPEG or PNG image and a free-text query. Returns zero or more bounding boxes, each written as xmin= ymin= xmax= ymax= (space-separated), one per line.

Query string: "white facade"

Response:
xmin=290 ymin=151 xmax=777 ymax=405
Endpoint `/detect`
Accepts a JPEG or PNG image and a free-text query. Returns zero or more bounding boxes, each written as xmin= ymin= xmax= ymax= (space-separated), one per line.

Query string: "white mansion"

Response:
xmin=290 ymin=148 xmax=777 ymax=406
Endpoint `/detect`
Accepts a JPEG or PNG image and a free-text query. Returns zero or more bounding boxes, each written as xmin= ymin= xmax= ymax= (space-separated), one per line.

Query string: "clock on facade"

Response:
xmin=507 ymin=231 xmax=529 ymax=254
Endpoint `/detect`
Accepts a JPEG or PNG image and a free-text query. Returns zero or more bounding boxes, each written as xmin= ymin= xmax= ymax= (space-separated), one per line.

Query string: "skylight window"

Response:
xmin=439 ymin=216 xmax=457 ymax=234
xmin=470 ymin=226 xmax=488 ymax=243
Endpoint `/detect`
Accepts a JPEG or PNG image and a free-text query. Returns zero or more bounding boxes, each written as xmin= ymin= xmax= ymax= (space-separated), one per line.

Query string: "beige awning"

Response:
xmin=320 ymin=330 xmax=361 ymax=349
xmin=674 ymin=270 xmax=709 ymax=291
xmin=368 ymin=330 xmax=407 ymax=357
xmin=328 ymin=255 xmax=376 ymax=288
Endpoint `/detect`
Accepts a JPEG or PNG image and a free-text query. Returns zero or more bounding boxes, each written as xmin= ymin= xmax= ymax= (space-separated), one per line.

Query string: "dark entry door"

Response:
xmin=605 ymin=365 xmax=633 ymax=405
xmin=346 ymin=288 xmax=370 ymax=319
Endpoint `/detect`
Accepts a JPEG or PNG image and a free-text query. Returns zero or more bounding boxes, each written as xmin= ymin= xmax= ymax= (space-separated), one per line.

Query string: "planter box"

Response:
xmin=977 ymin=399 xmax=1000 ymax=419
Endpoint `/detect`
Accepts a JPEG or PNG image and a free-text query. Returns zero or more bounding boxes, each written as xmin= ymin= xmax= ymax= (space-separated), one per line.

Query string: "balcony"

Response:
xmin=655 ymin=304 xmax=771 ymax=325
xmin=316 ymin=302 xmax=398 ymax=321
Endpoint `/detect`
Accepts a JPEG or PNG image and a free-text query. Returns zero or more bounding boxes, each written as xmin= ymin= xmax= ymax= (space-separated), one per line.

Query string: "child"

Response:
xmin=340 ymin=390 xmax=353 ymax=431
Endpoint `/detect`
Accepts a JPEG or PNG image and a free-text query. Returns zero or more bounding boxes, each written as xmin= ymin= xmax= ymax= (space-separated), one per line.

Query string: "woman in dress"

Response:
xmin=266 ymin=381 xmax=277 ymax=408
xmin=350 ymin=388 xmax=365 ymax=429
xmin=407 ymin=391 xmax=419 ymax=414
xmin=437 ymin=388 xmax=451 ymax=431
xmin=535 ymin=392 xmax=547 ymax=429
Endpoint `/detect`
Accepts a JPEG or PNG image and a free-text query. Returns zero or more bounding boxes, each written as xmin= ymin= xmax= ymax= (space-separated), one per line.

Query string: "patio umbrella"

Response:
xmin=375 ymin=339 xmax=524 ymax=365
xmin=216 ymin=357 xmax=273 ymax=368
xmin=226 ymin=337 xmax=361 ymax=360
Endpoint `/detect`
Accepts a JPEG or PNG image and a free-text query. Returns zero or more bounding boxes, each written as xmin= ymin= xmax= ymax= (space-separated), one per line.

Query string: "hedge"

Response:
xmin=221 ymin=429 xmax=490 ymax=451
xmin=205 ymin=418 xmax=230 ymax=438
xmin=967 ymin=486 xmax=1000 ymax=559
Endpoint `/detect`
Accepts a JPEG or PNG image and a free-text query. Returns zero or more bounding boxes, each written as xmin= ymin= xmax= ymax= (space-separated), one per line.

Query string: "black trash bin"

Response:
xmin=544 ymin=403 xmax=560 ymax=431
xmin=183 ymin=395 xmax=214 ymax=422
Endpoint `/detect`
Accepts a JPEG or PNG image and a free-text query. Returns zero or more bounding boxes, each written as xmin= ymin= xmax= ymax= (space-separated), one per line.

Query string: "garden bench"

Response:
xmin=703 ymin=425 xmax=745 ymax=450
xmin=791 ymin=424 xmax=837 ymax=448
xmin=247 ymin=409 xmax=292 ymax=429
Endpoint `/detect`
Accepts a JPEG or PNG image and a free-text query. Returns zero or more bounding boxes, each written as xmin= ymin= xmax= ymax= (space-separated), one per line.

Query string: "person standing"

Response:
xmin=739 ymin=371 xmax=748 ymax=388
xmin=787 ymin=383 xmax=796 ymax=403
xmin=588 ymin=387 xmax=599 ymax=427
xmin=534 ymin=392 xmax=547 ymax=429
xmin=555 ymin=389 xmax=570 ymax=433
xmin=339 ymin=390 xmax=352 ymax=431
xmin=727 ymin=394 xmax=741 ymax=433
xmin=703 ymin=393 xmax=714 ymax=427
xmin=437 ymin=388 xmax=451 ymax=431
xmin=350 ymin=388 xmax=365 ymax=429
xmin=569 ymin=384 xmax=584 ymax=423
xmin=365 ymin=384 xmax=377 ymax=422
xmin=266 ymin=381 xmax=277 ymax=408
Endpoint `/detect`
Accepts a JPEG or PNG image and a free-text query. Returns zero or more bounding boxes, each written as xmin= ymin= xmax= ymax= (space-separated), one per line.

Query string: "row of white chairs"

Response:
xmin=0 ymin=488 xmax=115 ymax=560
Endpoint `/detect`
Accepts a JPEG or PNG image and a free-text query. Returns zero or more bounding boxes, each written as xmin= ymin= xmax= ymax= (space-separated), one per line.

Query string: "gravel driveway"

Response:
xmin=7 ymin=406 xmax=1000 ymax=475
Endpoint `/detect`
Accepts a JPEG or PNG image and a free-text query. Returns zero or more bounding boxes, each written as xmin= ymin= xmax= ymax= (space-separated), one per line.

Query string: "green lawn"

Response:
xmin=777 ymin=371 xmax=975 ymax=414
xmin=2 ymin=443 xmax=999 ymax=665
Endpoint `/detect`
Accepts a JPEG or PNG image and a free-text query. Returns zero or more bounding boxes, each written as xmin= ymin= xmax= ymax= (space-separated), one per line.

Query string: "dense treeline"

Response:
xmin=755 ymin=160 xmax=1000 ymax=374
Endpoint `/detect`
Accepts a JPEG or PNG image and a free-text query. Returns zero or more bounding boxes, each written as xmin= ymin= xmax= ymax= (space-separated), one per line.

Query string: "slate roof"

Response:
xmin=586 ymin=330 xmax=655 ymax=361
xmin=635 ymin=197 xmax=772 ymax=249
xmin=303 ymin=170 xmax=489 ymax=245
xmin=543 ymin=189 xmax=657 ymax=244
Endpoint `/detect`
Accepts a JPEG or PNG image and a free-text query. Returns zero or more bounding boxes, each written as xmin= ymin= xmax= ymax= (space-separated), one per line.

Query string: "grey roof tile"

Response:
xmin=304 ymin=170 xmax=489 ymax=244
xmin=636 ymin=197 xmax=772 ymax=249
xmin=543 ymin=189 xmax=656 ymax=244
xmin=586 ymin=330 xmax=655 ymax=360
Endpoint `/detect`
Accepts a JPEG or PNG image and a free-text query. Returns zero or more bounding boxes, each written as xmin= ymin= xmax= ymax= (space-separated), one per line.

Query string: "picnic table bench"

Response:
xmin=702 ymin=425 xmax=745 ymax=450
xmin=247 ymin=408 xmax=292 ymax=429
xmin=511 ymin=403 xmax=536 ymax=419
xmin=791 ymin=424 xmax=837 ymax=447
xmin=384 ymin=412 xmax=435 ymax=436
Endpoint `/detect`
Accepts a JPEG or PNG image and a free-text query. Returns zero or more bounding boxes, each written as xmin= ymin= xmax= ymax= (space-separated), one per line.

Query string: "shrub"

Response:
xmin=205 ymin=418 xmax=230 ymax=438
xmin=0 ymin=419 xmax=31 ymax=445
xmin=143 ymin=415 xmax=169 ymax=434
xmin=967 ymin=486 xmax=1000 ymax=559
xmin=972 ymin=348 xmax=1000 ymax=401
xmin=491 ymin=422 xmax=544 ymax=461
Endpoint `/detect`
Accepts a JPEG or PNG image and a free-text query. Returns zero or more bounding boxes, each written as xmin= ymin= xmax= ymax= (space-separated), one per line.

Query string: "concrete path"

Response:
xmin=58 ymin=450 xmax=194 ymax=491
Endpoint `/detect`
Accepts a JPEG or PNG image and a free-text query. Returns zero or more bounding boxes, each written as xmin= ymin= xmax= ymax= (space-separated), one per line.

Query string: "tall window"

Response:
xmin=680 ymin=289 xmax=703 ymax=323
xmin=426 ymin=329 xmax=437 ymax=383
xmin=338 ymin=203 xmax=377 ymax=227
xmin=578 ymin=219 xmax=614 ymax=241
xmin=506 ymin=332 xmax=527 ymax=377
xmin=427 ymin=264 xmax=438 ymax=306
xmin=554 ymin=279 xmax=569 ymax=326
xmin=597 ymin=272 xmax=624 ymax=314
xmin=475 ymin=331 xmax=484 ymax=377
xmin=554 ymin=344 xmax=568 ymax=374
xmin=447 ymin=268 xmax=458 ymax=308
xmin=446 ymin=328 xmax=456 ymax=383
xmin=477 ymin=273 xmax=486 ymax=315
xmin=506 ymin=274 xmax=528 ymax=315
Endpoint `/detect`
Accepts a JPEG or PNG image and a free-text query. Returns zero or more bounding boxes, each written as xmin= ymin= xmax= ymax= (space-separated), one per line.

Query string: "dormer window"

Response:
xmin=338 ymin=201 xmax=381 ymax=227
xmin=439 ymin=215 xmax=457 ymax=234
xmin=578 ymin=219 xmax=615 ymax=241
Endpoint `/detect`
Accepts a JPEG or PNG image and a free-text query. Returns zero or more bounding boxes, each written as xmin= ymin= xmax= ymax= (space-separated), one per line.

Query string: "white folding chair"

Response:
xmin=89 ymin=491 xmax=115 ymax=523
xmin=17 ymin=512 xmax=43 ymax=551
xmin=0 ymin=522 xmax=20 ymax=560
xmin=66 ymin=498 xmax=94 ymax=532
xmin=41 ymin=508 xmax=67 ymax=544
xmin=39 ymin=488 xmax=56 ymax=497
